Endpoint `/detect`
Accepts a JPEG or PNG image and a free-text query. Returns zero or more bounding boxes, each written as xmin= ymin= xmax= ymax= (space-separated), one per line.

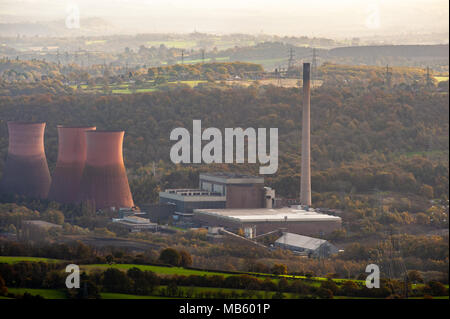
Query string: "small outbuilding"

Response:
xmin=274 ymin=232 xmax=338 ymax=257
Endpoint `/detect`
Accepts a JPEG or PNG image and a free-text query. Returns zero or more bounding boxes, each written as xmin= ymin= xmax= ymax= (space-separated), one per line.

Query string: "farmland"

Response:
xmin=81 ymin=263 xmax=233 ymax=277
xmin=0 ymin=256 xmax=366 ymax=286
xmin=3 ymin=257 xmax=447 ymax=289
xmin=70 ymin=80 xmax=208 ymax=94
xmin=0 ymin=256 xmax=64 ymax=264
xmin=7 ymin=288 xmax=67 ymax=299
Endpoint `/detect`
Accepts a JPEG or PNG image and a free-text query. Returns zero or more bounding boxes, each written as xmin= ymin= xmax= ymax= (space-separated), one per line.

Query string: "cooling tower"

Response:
xmin=48 ymin=126 xmax=96 ymax=204
xmin=300 ymin=63 xmax=312 ymax=206
xmin=79 ymin=130 xmax=134 ymax=210
xmin=0 ymin=122 xmax=51 ymax=198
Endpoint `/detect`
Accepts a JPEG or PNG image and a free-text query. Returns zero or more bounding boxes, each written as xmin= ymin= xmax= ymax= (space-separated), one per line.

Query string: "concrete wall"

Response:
xmin=226 ymin=184 xmax=265 ymax=209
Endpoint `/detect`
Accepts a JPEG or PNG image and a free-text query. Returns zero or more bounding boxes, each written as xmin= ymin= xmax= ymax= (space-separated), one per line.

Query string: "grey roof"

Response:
xmin=194 ymin=207 xmax=341 ymax=222
xmin=275 ymin=232 xmax=327 ymax=250
xmin=199 ymin=172 xmax=264 ymax=184
xmin=23 ymin=220 xmax=62 ymax=229
xmin=200 ymin=172 xmax=261 ymax=179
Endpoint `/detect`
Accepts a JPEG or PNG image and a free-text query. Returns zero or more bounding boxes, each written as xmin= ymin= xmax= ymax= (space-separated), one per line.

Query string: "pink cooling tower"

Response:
xmin=79 ymin=130 xmax=134 ymax=210
xmin=48 ymin=126 xmax=96 ymax=204
xmin=0 ymin=122 xmax=51 ymax=198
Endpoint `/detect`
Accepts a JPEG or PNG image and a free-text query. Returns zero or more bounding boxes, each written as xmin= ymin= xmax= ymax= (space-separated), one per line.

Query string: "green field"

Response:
xmin=85 ymin=40 xmax=107 ymax=45
xmin=7 ymin=288 xmax=67 ymax=299
xmin=3 ymin=286 xmax=294 ymax=299
xmin=5 ymin=286 xmax=447 ymax=299
xmin=100 ymin=293 xmax=168 ymax=299
xmin=81 ymin=263 xmax=365 ymax=287
xmin=146 ymin=41 xmax=198 ymax=49
xmin=1 ymin=256 xmax=448 ymax=299
xmin=0 ymin=256 xmax=362 ymax=285
xmin=181 ymin=57 xmax=230 ymax=64
xmin=72 ymin=80 xmax=207 ymax=94
xmin=81 ymin=263 xmax=232 ymax=277
xmin=6 ymin=288 xmax=168 ymax=299
xmin=434 ymin=76 xmax=449 ymax=83
xmin=0 ymin=256 xmax=64 ymax=264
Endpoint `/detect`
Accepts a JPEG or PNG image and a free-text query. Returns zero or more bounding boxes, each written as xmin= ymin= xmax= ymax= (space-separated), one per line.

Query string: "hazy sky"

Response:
xmin=0 ymin=0 xmax=448 ymax=37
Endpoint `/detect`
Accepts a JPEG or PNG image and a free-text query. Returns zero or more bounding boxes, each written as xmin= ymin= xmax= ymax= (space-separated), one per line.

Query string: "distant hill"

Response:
xmin=329 ymin=45 xmax=449 ymax=58
xmin=0 ymin=17 xmax=113 ymax=37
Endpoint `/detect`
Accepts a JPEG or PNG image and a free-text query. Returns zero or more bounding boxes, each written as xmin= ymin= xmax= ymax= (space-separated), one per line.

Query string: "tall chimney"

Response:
xmin=0 ymin=122 xmax=51 ymax=198
xmin=300 ymin=63 xmax=312 ymax=206
xmin=48 ymin=126 xmax=96 ymax=204
xmin=79 ymin=130 xmax=134 ymax=210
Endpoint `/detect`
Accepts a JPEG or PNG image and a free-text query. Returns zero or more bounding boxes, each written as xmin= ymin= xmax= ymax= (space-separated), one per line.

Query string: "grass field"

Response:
xmin=85 ymin=40 xmax=107 ymax=45
xmin=181 ymin=57 xmax=230 ymax=64
xmin=100 ymin=293 xmax=168 ymax=299
xmin=80 ymin=262 xmax=365 ymax=287
xmin=5 ymin=287 xmax=447 ymax=299
xmin=0 ymin=256 xmax=64 ymax=264
xmin=72 ymin=80 xmax=207 ymax=94
xmin=3 ymin=256 xmax=447 ymax=292
xmin=7 ymin=288 xmax=67 ymax=299
xmin=81 ymin=264 xmax=232 ymax=277
xmin=2 ymin=256 xmax=448 ymax=299
xmin=0 ymin=256 xmax=363 ymax=286
xmin=434 ymin=76 xmax=449 ymax=83
xmin=146 ymin=41 xmax=198 ymax=49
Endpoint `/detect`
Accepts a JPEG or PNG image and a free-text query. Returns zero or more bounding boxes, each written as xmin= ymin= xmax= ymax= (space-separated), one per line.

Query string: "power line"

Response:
xmin=312 ymin=48 xmax=317 ymax=88
xmin=385 ymin=65 xmax=392 ymax=89
xmin=287 ymin=48 xmax=295 ymax=71
xmin=426 ymin=66 xmax=433 ymax=88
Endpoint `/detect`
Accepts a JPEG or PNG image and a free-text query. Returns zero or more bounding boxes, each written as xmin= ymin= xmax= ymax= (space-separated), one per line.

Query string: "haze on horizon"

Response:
xmin=0 ymin=0 xmax=448 ymax=38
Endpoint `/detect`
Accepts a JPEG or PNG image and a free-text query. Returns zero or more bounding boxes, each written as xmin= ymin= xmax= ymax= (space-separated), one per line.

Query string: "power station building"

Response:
xmin=158 ymin=172 xmax=276 ymax=214
xmin=199 ymin=172 xmax=274 ymax=209
xmin=193 ymin=206 xmax=341 ymax=237
xmin=159 ymin=189 xmax=226 ymax=214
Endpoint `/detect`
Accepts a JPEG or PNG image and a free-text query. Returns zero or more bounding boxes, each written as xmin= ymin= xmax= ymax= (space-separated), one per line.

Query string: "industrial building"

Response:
xmin=112 ymin=215 xmax=158 ymax=232
xmin=0 ymin=122 xmax=51 ymax=199
xmin=158 ymin=172 xmax=276 ymax=216
xmin=48 ymin=126 xmax=96 ymax=203
xmin=199 ymin=172 xmax=271 ymax=208
xmin=159 ymin=188 xmax=226 ymax=214
xmin=141 ymin=202 xmax=176 ymax=223
xmin=274 ymin=232 xmax=339 ymax=257
xmin=157 ymin=63 xmax=336 ymax=239
xmin=193 ymin=206 xmax=341 ymax=237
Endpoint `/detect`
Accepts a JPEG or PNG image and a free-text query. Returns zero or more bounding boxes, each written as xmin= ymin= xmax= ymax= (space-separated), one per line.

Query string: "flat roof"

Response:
xmin=275 ymin=233 xmax=327 ymax=250
xmin=123 ymin=216 xmax=151 ymax=224
xmin=193 ymin=207 xmax=342 ymax=223
xmin=160 ymin=189 xmax=226 ymax=202
xmin=23 ymin=220 xmax=62 ymax=229
xmin=200 ymin=172 xmax=264 ymax=184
